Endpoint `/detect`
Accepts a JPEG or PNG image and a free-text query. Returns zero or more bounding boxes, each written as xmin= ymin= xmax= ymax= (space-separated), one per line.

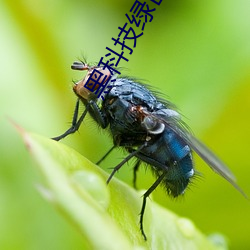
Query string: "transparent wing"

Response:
xmin=149 ymin=110 xmax=247 ymax=198
xmin=170 ymin=122 xmax=247 ymax=198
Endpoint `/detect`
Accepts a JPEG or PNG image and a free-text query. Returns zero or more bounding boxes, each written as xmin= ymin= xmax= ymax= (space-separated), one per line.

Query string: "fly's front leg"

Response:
xmin=88 ymin=100 xmax=107 ymax=129
xmin=52 ymin=99 xmax=108 ymax=141
xmin=52 ymin=99 xmax=88 ymax=141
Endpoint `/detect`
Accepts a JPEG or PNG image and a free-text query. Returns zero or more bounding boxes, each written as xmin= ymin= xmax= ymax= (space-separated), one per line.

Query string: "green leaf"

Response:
xmin=19 ymin=128 xmax=226 ymax=250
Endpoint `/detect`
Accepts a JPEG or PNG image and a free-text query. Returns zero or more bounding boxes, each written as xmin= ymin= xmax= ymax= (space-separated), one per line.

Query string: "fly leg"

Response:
xmin=52 ymin=99 xmax=88 ymax=141
xmin=52 ymin=99 xmax=107 ymax=141
xmin=88 ymin=100 xmax=107 ymax=129
xmin=140 ymin=172 xmax=167 ymax=240
xmin=133 ymin=160 xmax=141 ymax=189
xmin=96 ymin=145 xmax=116 ymax=165
xmin=107 ymin=143 xmax=146 ymax=184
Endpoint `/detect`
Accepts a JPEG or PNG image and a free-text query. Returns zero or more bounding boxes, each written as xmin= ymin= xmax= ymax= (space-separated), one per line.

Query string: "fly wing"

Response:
xmin=169 ymin=122 xmax=247 ymax=198
xmin=151 ymin=110 xmax=247 ymax=198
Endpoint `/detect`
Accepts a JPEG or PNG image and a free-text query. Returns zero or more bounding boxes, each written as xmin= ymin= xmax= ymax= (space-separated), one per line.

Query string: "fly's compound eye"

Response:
xmin=72 ymin=61 xmax=112 ymax=101
xmin=142 ymin=116 xmax=165 ymax=134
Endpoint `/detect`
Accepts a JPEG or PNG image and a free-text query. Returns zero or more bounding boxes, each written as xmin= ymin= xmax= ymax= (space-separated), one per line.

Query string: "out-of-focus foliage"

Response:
xmin=0 ymin=0 xmax=249 ymax=249
xmin=18 ymin=129 xmax=225 ymax=250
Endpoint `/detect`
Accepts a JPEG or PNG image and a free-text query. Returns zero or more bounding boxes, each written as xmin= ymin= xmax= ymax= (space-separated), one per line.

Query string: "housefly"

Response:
xmin=52 ymin=61 xmax=246 ymax=240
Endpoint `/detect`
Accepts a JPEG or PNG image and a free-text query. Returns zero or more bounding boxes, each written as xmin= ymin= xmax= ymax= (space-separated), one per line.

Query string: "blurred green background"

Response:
xmin=1 ymin=0 xmax=250 ymax=249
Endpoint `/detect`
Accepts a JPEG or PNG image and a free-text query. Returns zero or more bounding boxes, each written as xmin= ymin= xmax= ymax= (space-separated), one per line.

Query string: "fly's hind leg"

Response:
xmin=140 ymin=172 xmax=166 ymax=240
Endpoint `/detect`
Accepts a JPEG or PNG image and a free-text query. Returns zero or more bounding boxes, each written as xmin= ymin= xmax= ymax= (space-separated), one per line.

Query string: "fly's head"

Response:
xmin=71 ymin=61 xmax=111 ymax=101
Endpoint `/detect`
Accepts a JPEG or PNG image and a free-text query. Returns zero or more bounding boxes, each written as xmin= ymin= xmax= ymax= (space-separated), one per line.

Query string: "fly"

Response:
xmin=52 ymin=61 xmax=247 ymax=240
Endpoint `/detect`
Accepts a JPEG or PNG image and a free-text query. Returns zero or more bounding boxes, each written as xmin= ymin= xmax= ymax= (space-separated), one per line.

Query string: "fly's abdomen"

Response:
xmin=137 ymin=128 xmax=194 ymax=197
xmin=163 ymin=129 xmax=194 ymax=196
xmin=164 ymin=153 xmax=193 ymax=197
